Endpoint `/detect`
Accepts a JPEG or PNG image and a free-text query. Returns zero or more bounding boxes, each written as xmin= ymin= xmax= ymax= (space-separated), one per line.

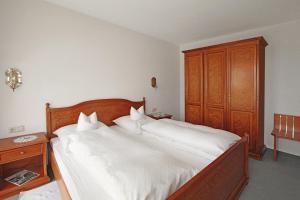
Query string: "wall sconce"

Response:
xmin=151 ymin=77 xmax=157 ymax=88
xmin=5 ymin=68 xmax=22 ymax=91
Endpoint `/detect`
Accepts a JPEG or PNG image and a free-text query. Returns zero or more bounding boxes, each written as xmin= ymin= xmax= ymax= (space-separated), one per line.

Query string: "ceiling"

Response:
xmin=45 ymin=0 xmax=300 ymax=44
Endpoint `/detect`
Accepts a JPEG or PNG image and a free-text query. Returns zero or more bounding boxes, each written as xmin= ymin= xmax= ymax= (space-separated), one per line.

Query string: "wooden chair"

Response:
xmin=271 ymin=113 xmax=300 ymax=160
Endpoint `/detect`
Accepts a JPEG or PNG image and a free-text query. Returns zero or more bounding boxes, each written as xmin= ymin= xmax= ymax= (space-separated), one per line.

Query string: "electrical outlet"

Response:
xmin=9 ymin=125 xmax=25 ymax=133
xmin=152 ymin=108 xmax=157 ymax=113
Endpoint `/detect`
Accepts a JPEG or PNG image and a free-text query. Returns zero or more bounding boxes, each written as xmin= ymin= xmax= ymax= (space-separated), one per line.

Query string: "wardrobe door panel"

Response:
xmin=185 ymin=52 xmax=203 ymax=124
xmin=228 ymin=44 xmax=257 ymax=153
xmin=205 ymin=50 xmax=226 ymax=107
xmin=185 ymin=53 xmax=203 ymax=104
xmin=230 ymin=111 xmax=255 ymax=152
xmin=229 ymin=45 xmax=256 ymax=112
xmin=204 ymin=50 xmax=227 ymax=129
xmin=205 ymin=108 xmax=225 ymax=129
xmin=186 ymin=105 xmax=202 ymax=124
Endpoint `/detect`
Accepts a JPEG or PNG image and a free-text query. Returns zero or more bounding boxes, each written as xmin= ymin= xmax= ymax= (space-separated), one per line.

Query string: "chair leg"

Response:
xmin=273 ymin=135 xmax=277 ymax=161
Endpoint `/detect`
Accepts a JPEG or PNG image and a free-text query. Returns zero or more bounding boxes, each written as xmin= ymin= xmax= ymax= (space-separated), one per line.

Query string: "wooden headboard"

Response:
xmin=46 ymin=98 xmax=145 ymax=138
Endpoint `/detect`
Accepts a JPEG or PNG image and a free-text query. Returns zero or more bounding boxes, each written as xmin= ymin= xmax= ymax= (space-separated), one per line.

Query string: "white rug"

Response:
xmin=19 ymin=181 xmax=61 ymax=200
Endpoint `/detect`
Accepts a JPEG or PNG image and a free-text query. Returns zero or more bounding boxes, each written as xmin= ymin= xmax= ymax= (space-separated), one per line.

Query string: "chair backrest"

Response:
xmin=273 ymin=113 xmax=300 ymax=140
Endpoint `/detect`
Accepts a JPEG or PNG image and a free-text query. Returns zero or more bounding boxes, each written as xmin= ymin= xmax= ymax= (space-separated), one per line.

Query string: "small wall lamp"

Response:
xmin=5 ymin=68 xmax=22 ymax=91
xmin=151 ymin=77 xmax=157 ymax=88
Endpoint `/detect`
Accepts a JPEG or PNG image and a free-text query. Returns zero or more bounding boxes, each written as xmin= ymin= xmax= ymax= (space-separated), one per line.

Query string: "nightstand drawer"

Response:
xmin=0 ymin=144 xmax=42 ymax=164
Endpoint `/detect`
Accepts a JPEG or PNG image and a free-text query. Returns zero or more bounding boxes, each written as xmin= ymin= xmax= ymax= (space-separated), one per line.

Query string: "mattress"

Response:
xmin=51 ymin=125 xmax=215 ymax=200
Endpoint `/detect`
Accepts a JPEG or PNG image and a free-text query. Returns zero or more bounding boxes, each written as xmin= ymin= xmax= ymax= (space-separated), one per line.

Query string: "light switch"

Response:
xmin=9 ymin=125 xmax=25 ymax=133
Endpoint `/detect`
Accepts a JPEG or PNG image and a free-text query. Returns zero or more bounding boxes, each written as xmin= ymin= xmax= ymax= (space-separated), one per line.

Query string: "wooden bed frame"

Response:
xmin=46 ymin=98 xmax=249 ymax=200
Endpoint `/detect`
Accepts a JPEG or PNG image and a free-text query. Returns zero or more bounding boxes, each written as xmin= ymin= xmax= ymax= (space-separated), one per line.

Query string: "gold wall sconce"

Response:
xmin=151 ymin=77 xmax=157 ymax=88
xmin=5 ymin=68 xmax=22 ymax=91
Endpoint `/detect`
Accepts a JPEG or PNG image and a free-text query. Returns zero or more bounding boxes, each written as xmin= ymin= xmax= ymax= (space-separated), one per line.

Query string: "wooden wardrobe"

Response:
xmin=184 ymin=37 xmax=267 ymax=159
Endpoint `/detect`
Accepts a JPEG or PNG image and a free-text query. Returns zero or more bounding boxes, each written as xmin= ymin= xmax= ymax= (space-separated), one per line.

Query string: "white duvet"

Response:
xmin=142 ymin=119 xmax=240 ymax=158
xmin=64 ymin=119 xmax=240 ymax=200
xmin=67 ymin=126 xmax=200 ymax=200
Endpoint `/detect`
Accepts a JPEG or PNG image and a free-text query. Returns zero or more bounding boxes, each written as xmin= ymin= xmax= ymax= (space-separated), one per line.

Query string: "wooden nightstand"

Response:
xmin=0 ymin=133 xmax=50 ymax=199
xmin=147 ymin=113 xmax=173 ymax=120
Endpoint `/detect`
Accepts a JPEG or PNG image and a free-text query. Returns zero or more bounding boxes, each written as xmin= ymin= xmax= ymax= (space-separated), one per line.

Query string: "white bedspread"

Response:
xmin=51 ymin=138 xmax=113 ymax=200
xmin=53 ymin=119 xmax=240 ymax=200
xmin=68 ymin=126 xmax=202 ymax=200
xmin=142 ymin=119 xmax=240 ymax=158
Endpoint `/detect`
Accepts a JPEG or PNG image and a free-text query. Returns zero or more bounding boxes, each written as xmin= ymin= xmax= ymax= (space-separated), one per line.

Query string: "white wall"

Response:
xmin=0 ymin=0 xmax=180 ymax=138
xmin=180 ymin=19 xmax=300 ymax=156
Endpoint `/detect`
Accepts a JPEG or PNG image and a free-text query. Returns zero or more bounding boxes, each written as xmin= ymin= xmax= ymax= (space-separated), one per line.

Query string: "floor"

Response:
xmin=5 ymin=149 xmax=300 ymax=200
xmin=240 ymin=149 xmax=300 ymax=200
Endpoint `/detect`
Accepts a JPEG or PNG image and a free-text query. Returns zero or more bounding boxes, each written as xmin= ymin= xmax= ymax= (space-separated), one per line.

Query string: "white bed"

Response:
xmin=47 ymin=99 xmax=248 ymax=200
xmin=51 ymin=120 xmax=239 ymax=200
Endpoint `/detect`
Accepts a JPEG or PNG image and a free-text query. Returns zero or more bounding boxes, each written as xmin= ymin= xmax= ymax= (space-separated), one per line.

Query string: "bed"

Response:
xmin=47 ymin=98 xmax=249 ymax=200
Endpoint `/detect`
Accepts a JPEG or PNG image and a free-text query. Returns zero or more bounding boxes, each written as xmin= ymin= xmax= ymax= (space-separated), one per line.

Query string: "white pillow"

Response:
xmin=138 ymin=106 xmax=144 ymax=115
xmin=130 ymin=106 xmax=144 ymax=121
xmin=53 ymin=124 xmax=77 ymax=135
xmin=89 ymin=112 xmax=98 ymax=124
xmin=77 ymin=112 xmax=99 ymax=131
xmin=113 ymin=115 xmax=154 ymax=134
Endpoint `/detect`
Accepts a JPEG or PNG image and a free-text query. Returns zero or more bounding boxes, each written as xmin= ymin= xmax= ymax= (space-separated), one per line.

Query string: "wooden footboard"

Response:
xmin=167 ymin=136 xmax=249 ymax=200
xmin=50 ymin=136 xmax=248 ymax=200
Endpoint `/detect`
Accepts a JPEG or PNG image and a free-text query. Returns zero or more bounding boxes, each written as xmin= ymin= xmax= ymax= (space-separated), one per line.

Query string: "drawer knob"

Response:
xmin=20 ymin=151 xmax=25 ymax=155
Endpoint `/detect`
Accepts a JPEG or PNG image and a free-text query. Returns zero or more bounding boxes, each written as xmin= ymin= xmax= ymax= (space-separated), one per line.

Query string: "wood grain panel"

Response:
xmin=205 ymin=108 xmax=225 ymax=129
xmin=204 ymin=50 xmax=226 ymax=107
xmin=185 ymin=52 xmax=203 ymax=104
xmin=229 ymin=45 xmax=256 ymax=111
xmin=203 ymin=49 xmax=227 ymax=129
xmin=185 ymin=105 xmax=202 ymax=124
xmin=0 ymin=145 xmax=41 ymax=164
xmin=230 ymin=111 xmax=254 ymax=151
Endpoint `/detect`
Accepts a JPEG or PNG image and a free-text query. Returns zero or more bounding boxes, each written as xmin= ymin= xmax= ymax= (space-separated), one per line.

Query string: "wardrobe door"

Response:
xmin=185 ymin=52 xmax=203 ymax=124
xmin=203 ymin=49 xmax=227 ymax=129
xmin=228 ymin=44 xmax=257 ymax=152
